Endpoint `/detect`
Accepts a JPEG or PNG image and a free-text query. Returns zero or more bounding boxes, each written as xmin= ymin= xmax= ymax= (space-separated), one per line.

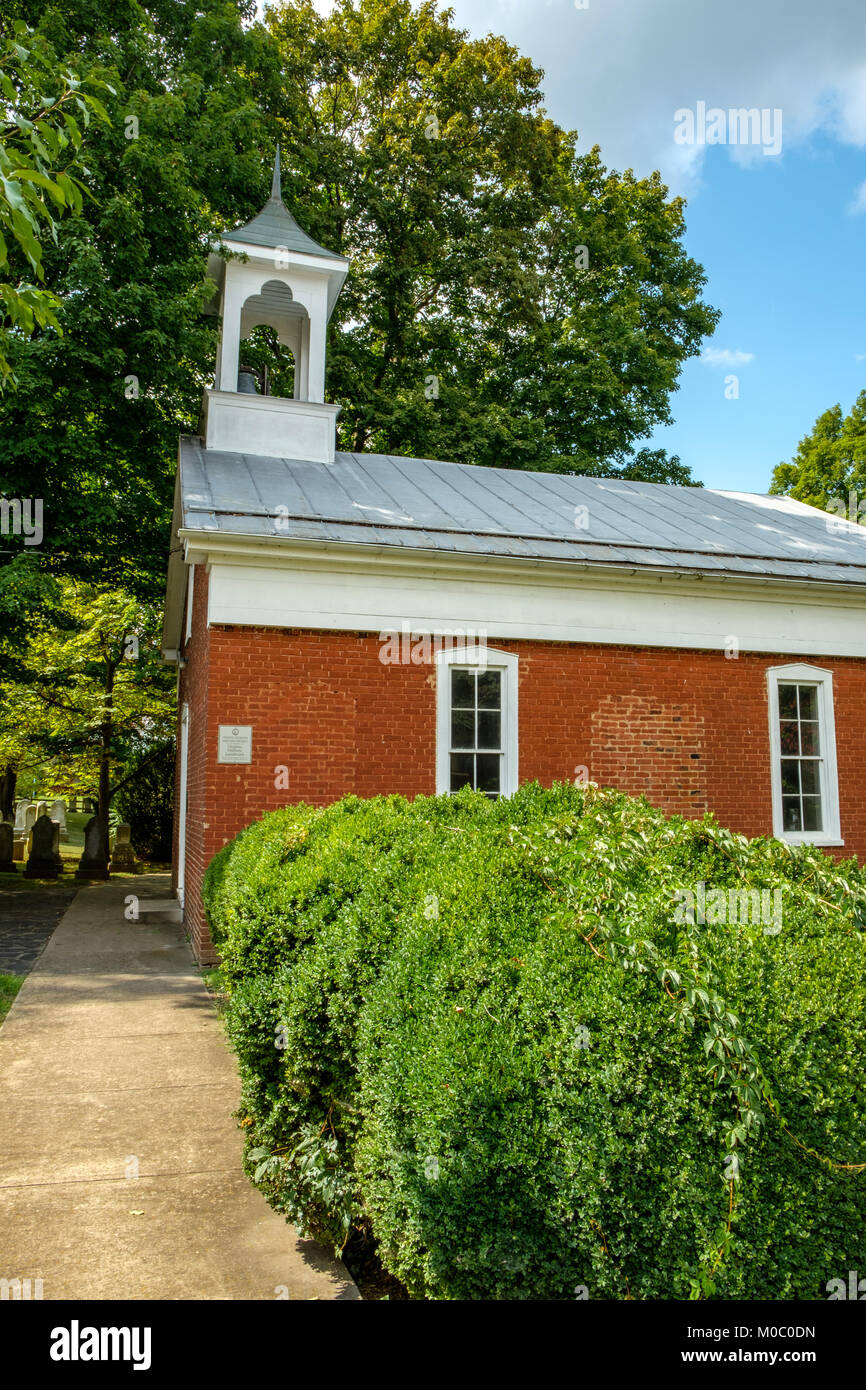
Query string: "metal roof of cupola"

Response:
xmin=202 ymin=146 xmax=349 ymax=464
xmin=221 ymin=146 xmax=345 ymax=263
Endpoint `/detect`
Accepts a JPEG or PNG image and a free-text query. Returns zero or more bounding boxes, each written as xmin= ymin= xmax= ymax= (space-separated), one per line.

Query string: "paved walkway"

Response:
xmin=0 ymin=876 xmax=358 ymax=1300
xmin=0 ymin=882 xmax=77 ymax=973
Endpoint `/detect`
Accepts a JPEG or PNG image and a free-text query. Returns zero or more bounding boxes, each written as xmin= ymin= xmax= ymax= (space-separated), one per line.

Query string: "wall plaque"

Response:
xmin=218 ymin=724 xmax=252 ymax=764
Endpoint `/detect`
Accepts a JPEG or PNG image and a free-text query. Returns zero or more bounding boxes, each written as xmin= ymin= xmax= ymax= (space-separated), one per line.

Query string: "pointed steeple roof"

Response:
xmin=222 ymin=146 xmax=343 ymax=261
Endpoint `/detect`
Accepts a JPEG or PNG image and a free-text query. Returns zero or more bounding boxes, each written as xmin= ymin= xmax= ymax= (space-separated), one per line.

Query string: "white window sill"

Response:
xmin=775 ymin=835 xmax=844 ymax=848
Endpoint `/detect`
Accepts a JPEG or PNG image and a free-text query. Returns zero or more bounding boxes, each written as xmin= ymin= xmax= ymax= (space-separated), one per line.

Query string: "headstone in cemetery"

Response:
xmin=24 ymin=804 xmax=37 ymax=835
xmin=23 ymin=812 xmax=61 ymax=879
xmin=51 ymin=798 xmax=69 ymax=841
xmin=35 ymin=800 xmax=48 ymax=820
xmin=0 ymin=820 xmax=16 ymax=873
xmin=110 ymin=823 xmax=137 ymax=872
xmin=12 ymin=836 xmax=25 ymax=862
xmin=76 ymin=816 xmax=110 ymax=880
xmin=13 ymin=799 xmax=31 ymax=833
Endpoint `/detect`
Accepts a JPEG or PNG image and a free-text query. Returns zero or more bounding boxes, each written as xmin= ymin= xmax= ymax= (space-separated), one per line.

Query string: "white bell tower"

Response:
xmin=202 ymin=148 xmax=349 ymax=463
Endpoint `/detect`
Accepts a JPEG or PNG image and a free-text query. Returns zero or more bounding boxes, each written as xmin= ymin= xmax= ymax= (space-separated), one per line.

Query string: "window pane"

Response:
xmin=451 ymin=708 xmax=475 ymax=748
xmin=477 ymin=710 xmax=501 ymax=749
xmin=782 ymin=797 xmax=803 ymax=831
xmin=779 ymin=721 xmax=800 ymax=755
xmin=451 ymin=669 xmax=475 ymax=707
xmin=802 ymin=797 xmax=823 ymax=831
xmin=797 ymin=685 xmax=819 ymax=721
xmin=475 ymin=754 xmax=501 ymax=796
xmin=775 ymin=677 xmax=829 ymax=839
xmin=477 ymin=669 xmax=501 ymax=709
xmin=450 ymin=753 xmax=474 ymax=791
xmin=778 ymin=685 xmax=798 ymax=719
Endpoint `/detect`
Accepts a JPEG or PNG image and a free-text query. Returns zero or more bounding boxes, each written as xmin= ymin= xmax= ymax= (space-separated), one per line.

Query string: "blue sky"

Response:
xmin=645 ymin=135 xmax=866 ymax=492
xmin=305 ymin=0 xmax=866 ymax=492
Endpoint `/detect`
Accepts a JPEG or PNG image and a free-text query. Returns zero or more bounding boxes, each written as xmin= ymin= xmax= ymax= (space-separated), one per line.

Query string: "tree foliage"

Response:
xmin=269 ymin=0 xmax=716 ymax=476
xmin=0 ymin=579 xmax=175 ymax=813
xmin=770 ymin=388 xmax=866 ymax=517
xmin=0 ymin=0 xmax=716 ymax=612
xmin=0 ymin=19 xmax=111 ymax=384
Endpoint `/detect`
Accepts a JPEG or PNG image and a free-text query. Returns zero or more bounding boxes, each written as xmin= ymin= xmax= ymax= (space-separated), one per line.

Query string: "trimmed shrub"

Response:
xmin=204 ymin=783 xmax=866 ymax=1299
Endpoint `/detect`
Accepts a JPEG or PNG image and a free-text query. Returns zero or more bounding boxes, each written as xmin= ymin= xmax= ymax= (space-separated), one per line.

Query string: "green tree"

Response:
xmin=770 ymin=388 xmax=866 ymax=519
xmin=0 ymin=0 xmax=272 ymax=603
xmin=268 ymin=0 xmax=717 ymax=477
xmin=0 ymin=580 xmax=175 ymax=844
xmin=0 ymin=0 xmax=716 ymax=614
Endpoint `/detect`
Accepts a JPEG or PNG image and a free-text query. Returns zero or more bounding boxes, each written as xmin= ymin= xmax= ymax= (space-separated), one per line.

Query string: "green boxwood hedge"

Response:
xmin=203 ymin=783 xmax=866 ymax=1299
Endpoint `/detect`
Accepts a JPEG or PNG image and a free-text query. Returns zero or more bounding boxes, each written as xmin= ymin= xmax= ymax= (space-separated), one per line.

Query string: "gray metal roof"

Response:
xmin=221 ymin=144 xmax=343 ymax=261
xmin=222 ymin=195 xmax=343 ymax=261
xmin=178 ymin=435 xmax=866 ymax=585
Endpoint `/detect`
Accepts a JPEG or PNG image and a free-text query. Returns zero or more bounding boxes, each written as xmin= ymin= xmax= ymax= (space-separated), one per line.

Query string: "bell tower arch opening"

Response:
xmin=202 ymin=146 xmax=349 ymax=462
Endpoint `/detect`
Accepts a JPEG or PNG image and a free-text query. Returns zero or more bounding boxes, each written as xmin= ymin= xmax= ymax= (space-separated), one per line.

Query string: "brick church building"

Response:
xmin=163 ymin=155 xmax=866 ymax=962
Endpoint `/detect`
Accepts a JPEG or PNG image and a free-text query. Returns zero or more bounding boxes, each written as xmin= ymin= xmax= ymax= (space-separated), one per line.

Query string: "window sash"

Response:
xmin=436 ymin=648 xmax=518 ymax=799
xmin=777 ymin=682 xmax=824 ymax=833
xmin=767 ymin=665 xmax=841 ymax=846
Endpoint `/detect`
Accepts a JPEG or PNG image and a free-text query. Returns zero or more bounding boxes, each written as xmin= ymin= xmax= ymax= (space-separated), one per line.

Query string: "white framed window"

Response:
xmin=767 ymin=664 xmax=842 ymax=846
xmin=435 ymin=646 xmax=518 ymax=798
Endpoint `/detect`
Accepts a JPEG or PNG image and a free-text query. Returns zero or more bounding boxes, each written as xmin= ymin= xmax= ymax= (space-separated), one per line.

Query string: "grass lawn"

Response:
xmin=4 ymin=809 xmax=169 ymax=879
xmin=0 ymin=972 xmax=23 ymax=1027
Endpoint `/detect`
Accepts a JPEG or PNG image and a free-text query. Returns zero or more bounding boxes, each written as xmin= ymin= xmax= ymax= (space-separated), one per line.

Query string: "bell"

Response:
xmin=237 ymin=367 xmax=259 ymax=394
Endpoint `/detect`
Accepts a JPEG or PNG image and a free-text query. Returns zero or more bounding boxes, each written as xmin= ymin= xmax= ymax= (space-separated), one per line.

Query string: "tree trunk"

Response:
xmin=98 ymin=744 xmax=111 ymax=838
xmin=0 ymin=764 xmax=16 ymax=822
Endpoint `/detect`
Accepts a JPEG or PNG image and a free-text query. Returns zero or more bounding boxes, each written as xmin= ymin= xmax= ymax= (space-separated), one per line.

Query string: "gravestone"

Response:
xmin=23 ymin=812 xmax=61 ymax=879
xmin=110 ymin=823 xmax=137 ymax=873
xmin=0 ymin=820 xmax=15 ymax=873
xmin=51 ymin=798 xmax=68 ymax=841
xmin=24 ymin=804 xmax=37 ymax=835
xmin=14 ymin=799 xmax=31 ymax=833
xmin=35 ymin=800 xmax=48 ymax=820
xmin=76 ymin=816 xmax=110 ymax=880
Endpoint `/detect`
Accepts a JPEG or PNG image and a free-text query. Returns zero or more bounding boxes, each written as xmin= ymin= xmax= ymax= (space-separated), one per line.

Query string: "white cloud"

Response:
xmin=446 ymin=0 xmax=866 ymax=191
xmin=849 ymin=179 xmax=866 ymax=213
xmin=702 ymin=348 xmax=755 ymax=368
xmin=255 ymin=0 xmax=866 ymax=195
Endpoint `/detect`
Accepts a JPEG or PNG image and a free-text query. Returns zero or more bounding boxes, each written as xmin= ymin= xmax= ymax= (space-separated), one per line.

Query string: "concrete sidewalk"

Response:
xmin=0 ymin=876 xmax=358 ymax=1300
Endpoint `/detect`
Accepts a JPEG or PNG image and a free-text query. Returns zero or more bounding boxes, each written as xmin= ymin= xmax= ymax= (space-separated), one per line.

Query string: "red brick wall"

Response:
xmin=176 ymin=624 xmax=866 ymax=962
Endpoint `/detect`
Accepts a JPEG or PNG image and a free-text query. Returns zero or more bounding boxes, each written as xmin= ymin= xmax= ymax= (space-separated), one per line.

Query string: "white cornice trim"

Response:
xmin=220 ymin=238 xmax=350 ymax=273
xmin=178 ymin=527 xmax=866 ymax=607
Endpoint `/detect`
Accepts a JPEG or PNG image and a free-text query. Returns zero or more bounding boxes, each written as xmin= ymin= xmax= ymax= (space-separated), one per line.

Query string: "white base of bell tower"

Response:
xmin=201 ymin=389 xmax=339 ymax=464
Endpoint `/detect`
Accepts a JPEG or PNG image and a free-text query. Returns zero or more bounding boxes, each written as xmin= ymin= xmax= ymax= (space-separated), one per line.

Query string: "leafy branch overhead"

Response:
xmin=0 ymin=20 xmax=112 ymax=384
